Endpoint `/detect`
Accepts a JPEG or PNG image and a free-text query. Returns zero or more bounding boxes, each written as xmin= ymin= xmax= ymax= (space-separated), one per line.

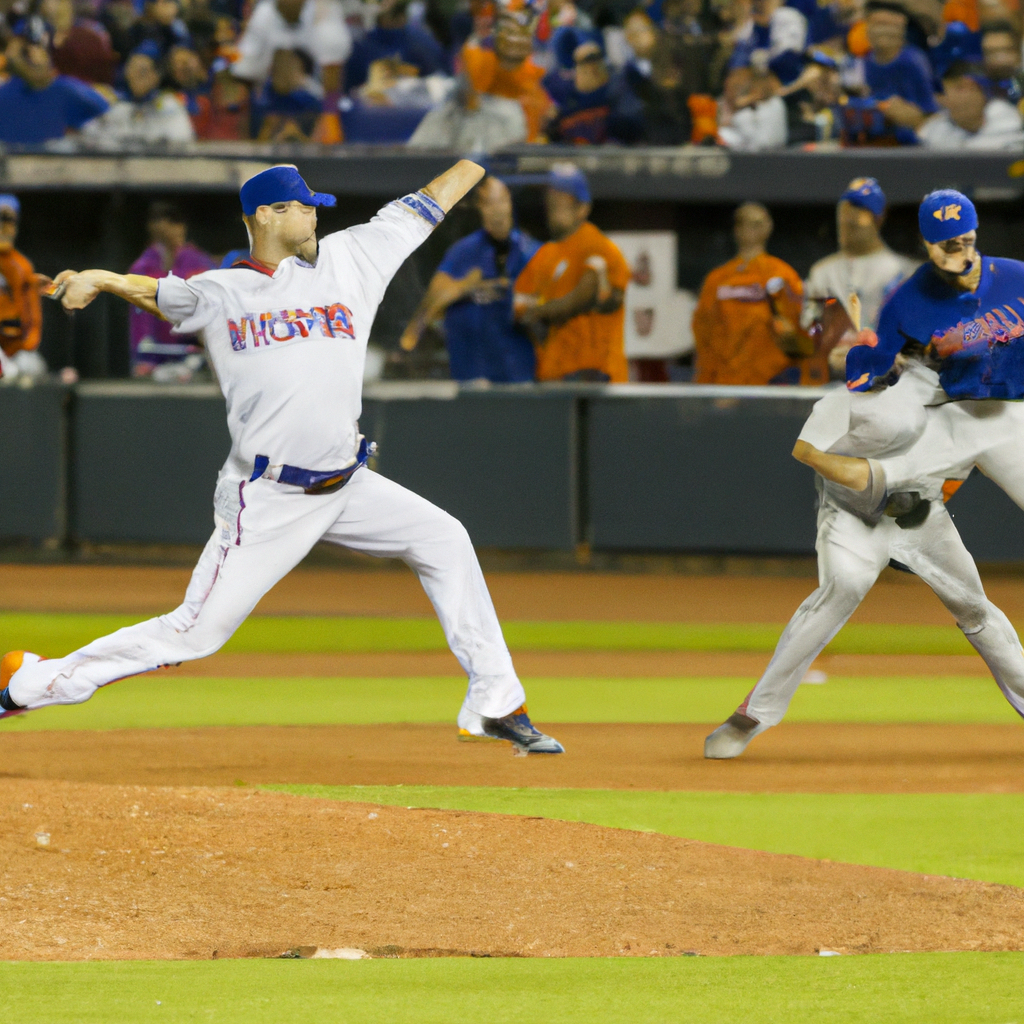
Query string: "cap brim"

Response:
xmin=311 ymin=192 xmax=337 ymax=208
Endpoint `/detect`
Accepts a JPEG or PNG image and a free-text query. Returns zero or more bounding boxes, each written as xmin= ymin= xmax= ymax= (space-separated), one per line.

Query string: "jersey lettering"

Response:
xmin=716 ymin=284 xmax=766 ymax=302
xmin=226 ymin=303 xmax=356 ymax=352
xmin=931 ymin=300 xmax=1024 ymax=357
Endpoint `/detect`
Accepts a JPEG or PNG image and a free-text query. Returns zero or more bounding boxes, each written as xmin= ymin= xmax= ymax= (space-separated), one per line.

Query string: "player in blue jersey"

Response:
xmin=400 ymin=176 xmax=540 ymax=383
xmin=705 ymin=189 xmax=1024 ymax=759
xmin=798 ymin=188 xmax=1024 ymax=517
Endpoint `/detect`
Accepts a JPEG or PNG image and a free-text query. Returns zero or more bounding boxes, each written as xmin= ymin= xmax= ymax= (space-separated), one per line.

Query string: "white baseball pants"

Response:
xmin=738 ymin=498 xmax=1024 ymax=728
xmin=8 ymin=468 xmax=527 ymax=719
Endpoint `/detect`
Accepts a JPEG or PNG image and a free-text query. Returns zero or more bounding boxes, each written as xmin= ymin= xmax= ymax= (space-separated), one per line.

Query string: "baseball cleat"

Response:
xmin=704 ymin=712 xmax=765 ymax=760
xmin=456 ymin=706 xmax=501 ymax=742
xmin=0 ymin=651 xmax=42 ymax=718
xmin=480 ymin=705 xmax=565 ymax=753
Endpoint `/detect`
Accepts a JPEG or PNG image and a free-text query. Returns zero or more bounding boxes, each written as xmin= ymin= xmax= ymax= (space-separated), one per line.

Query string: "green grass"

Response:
xmin=1 ymin=954 xmax=1022 ymax=1024
xmin=1 ymin=674 xmax=1020 ymax=732
xmin=270 ymin=785 xmax=1024 ymax=887
xmin=0 ymin=612 xmax=982 ymax=656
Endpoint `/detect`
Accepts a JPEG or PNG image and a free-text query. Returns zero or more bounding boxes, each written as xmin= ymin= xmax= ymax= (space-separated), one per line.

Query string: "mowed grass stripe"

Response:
xmin=270 ymin=785 xmax=1024 ymax=888
xmin=1 ymin=954 xmax=1023 ymax=1024
xmin=0 ymin=612 xmax=981 ymax=656
xmin=1 ymin=675 xmax=1020 ymax=731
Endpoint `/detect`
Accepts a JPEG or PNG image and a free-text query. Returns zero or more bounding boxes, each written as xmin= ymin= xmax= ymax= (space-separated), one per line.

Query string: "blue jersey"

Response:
xmin=437 ymin=228 xmax=541 ymax=383
xmin=847 ymin=256 xmax=1024 ymax=399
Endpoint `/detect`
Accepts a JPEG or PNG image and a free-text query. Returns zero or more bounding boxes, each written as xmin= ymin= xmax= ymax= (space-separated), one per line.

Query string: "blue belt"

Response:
xmin=250 ymin=437 xmax=373 ymax=494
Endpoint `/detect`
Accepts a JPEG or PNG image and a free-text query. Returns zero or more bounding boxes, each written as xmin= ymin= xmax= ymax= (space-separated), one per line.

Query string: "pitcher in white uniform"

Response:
xmin=0 ymin=161 xmax=564 ymax=754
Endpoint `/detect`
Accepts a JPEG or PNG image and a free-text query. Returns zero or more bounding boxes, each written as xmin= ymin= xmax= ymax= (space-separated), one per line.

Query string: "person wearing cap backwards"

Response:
xmin=0 ymin=195 xmax=44 ymax=380
xmin=513 ymin=164 xmax=630 ymax=383
xmin=704 ymin=188 xmax=1024 ymax=759
xmin=0 ymin=162 xmax=564 ymax=755
xmin=802 ymin=177 xmax=917 ymax=379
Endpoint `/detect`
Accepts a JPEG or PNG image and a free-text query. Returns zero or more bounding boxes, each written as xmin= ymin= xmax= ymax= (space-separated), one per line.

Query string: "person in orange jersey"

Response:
xmin=692 ymin=202 xmax=820 ymax=385
xmin=0 ymin=195 xmax=43 ymax=378
xmin=461 ymin=6 xmax=553 ymax=142
xmin=513 ymin=164 xmax=630 ymax=383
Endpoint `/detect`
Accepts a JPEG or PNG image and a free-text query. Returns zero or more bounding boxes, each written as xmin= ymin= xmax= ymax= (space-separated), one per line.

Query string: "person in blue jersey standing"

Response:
xmin=400 ymin=176 xmax=540 ymax=383
xmin=796 ymin=188 xmax=1024 ymax=524
xmin=703 ymin=188 xmax=1024 ymax=760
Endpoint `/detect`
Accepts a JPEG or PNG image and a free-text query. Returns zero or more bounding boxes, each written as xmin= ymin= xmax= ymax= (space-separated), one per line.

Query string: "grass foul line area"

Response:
xmin=0 ymin=612 xmax=983 ymax=656
xmin=1 ymin=954 xmax=1023 ymax=1024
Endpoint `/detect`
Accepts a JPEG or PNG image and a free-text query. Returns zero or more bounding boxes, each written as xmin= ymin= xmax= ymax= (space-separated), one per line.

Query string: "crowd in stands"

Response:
xmin=1 ymin=0 xmax=1023 ymax=149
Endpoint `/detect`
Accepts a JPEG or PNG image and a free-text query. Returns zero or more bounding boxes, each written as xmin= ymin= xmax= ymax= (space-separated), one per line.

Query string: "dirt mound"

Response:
xmin=4 ymin=723 xmax=1024 ymax=793
xmin=2 ymin=779 xmax=1022 ymax=961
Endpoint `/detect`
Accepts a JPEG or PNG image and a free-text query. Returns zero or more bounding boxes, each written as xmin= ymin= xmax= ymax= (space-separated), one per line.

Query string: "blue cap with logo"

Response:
xmin=0 ymin=194 xmax=20 ymax=217
xmin=919 ymin=189 xmax=977 ymax=243
xmin=840 ymin=177 xmax=886 ymax=218
xmin=546 ymin=163 xmax=591 ymax=205
xmin=240 ymin=165 xmax=337 ymax=216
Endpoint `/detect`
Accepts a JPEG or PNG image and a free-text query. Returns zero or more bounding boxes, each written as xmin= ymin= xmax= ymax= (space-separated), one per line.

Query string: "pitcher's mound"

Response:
xmin=2 ymin=779 xmax=1022 ymax=960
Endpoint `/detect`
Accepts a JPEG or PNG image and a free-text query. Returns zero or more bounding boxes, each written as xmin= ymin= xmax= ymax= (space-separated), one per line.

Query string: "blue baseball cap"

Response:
xmin=0 ymin=194 xmax=20 ymax=217
xmin=240 ymin=165 xmax=337 ymax=216
xmin=919 ymin=189 xmax=977 ymax=243
xmin=840 ymin=177 xmax=886 ymax=218
xmin=546 ymin=163 xmax=591 ymax=205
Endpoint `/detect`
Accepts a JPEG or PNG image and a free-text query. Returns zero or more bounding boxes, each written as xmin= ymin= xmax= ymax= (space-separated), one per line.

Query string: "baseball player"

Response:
xmin=0 ymin=162 xmax=563 ymax=755
xmin=706 ymin=189 xmax=1024 ymax=758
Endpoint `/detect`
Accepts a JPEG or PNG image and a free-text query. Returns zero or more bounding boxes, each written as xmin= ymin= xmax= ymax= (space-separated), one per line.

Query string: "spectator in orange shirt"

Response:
xmin=513 ymin=164 xmax=630 ymax=383
xmin=461 ymin=6 xmax=553 ymax=142
xmin=0 ymin=195 xmax=43 ymax=380
xmin=692 ymin=202 xmax=817 ymax=385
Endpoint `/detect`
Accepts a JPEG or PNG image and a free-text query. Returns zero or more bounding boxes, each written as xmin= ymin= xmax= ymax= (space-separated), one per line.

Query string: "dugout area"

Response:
xmin=2 ymin=564 xmax=1024 ymax=1022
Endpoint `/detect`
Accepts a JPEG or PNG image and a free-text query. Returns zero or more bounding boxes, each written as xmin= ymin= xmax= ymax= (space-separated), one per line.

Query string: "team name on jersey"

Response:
xmin=931 ymin=300 xmax=1024 ymax=357
xmin=227 ymin=303 xmax=355 ymax=352
xmin=716 ymin=284 xmax=767 ymax=302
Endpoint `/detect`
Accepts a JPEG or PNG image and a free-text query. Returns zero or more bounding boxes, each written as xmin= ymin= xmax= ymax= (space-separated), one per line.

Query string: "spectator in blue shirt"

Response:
xmin=126 ymin=0 xmax=192 ymax=62
xmin=400 ymin=177 xmax=540 ymax=384
xmin=0 ymin=26 xmax=109 ymax=146
xmin=344 ymin=0 xmax=446 ymax=92
xmin=980 ymin=20 xmax=1024 ymax=103
xmin=250 ymin=48 xmax=323 ymax=140
xmin=845 ymin=0 xmax=938 ymax=143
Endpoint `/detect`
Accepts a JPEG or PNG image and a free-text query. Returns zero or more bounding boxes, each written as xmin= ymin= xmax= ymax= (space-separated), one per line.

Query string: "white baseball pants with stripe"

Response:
xmin=8 ymin=468 xmax=526 ymax=719
xmin=737 ymin=497 xmax=1024 ymax=729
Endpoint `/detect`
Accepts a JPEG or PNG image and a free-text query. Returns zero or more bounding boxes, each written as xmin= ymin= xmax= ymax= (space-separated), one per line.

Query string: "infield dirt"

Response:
xmin=3 ymin=778 xmax=1024 ymax=961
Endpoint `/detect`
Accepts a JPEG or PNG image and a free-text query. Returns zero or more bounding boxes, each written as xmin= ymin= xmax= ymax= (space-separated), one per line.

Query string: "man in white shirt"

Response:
xmin=0 ymin=161 xmax=563 ymax=754
xmin=803 ymin=177 xmax=917 ymax=376
xmin=918 ymin=61 xmax=1024 ymax=152
xmin=232 ymin=0 xmax=352 ymax=91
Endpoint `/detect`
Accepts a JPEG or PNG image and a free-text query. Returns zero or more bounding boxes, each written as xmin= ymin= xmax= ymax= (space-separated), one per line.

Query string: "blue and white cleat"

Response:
xmin=480 ymin=705 xmax=565 ymax=754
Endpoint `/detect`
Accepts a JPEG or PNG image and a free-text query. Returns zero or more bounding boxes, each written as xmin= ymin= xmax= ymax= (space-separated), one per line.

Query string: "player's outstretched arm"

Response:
xmin=419 ymin=159 xmax=486 ymax=214
xmin=792 ymin=439 xmax=871 ymax=491
xmin=53 ymin=269 xmax=161 ymax=317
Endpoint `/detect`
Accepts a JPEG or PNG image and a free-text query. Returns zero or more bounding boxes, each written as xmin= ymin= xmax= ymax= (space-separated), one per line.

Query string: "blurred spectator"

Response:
xmin=928 ymin=19 xmax=982 ymax=81
xmin=251 ymin=47 xmax=322 ymax=139
xmin=941 ymin=0 xmax=1018 ymax=32
xmin=692 ymin=203 xmax=811 ymax=385
xmin=38 ymin=0 xmax=118 ymax=86
xmin=231 ymin=0 xmax=352 ymax=95
xmin=0 ymin=25 xmax=109 ymax=144
xmin=717 ymin=63 xmax=787 ymax=148
xmin=787 ymin=0 xmax=846 ymax=45
xmin=548 ymin=39 xmax=643 ymax=143
xmin=621 ymin=9 xmax=710 ymax=143
xmin=918 ymin=59 xmax=1024 ymax=148
xmin=459 ymin=6 xmax=552 ymax=142
xmin=128 ymin=201 xmax=213 ymax=381
xmin=82 ymin=47 xmax=195 ymax=144
xmin=126 ymin=0 xmax=192 ymax=61
xmin=534 ymin=0 xmax=595 ymax=72
xmin=400 ymin=176 xmax=540 ymax=383
xmin=780 ymin=50 xmax=846 ymax=144
xmin=513 ymin=165 xmax=630 ymax=383
xmin=0 ymin=195 xmax=43 ymax=377
xmin=729 ymin=0 xmax=807 ymax=86
xmin=344 ymin=0 xmax=446 ymax=92
xmin=843 ymin=0 xmax=938 ymax=142
xmin=980 ymin=20 xmax=1024 ymax=101
xmin=803 ymin=178 xmax=917 ymax=377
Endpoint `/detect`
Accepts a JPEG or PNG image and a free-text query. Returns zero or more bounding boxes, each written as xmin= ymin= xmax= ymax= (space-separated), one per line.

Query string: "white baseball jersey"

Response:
xmin=803 ymin=247 xmax=918 ymax=331
xmin=156 ymin=197 xmax=436 ymax=483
